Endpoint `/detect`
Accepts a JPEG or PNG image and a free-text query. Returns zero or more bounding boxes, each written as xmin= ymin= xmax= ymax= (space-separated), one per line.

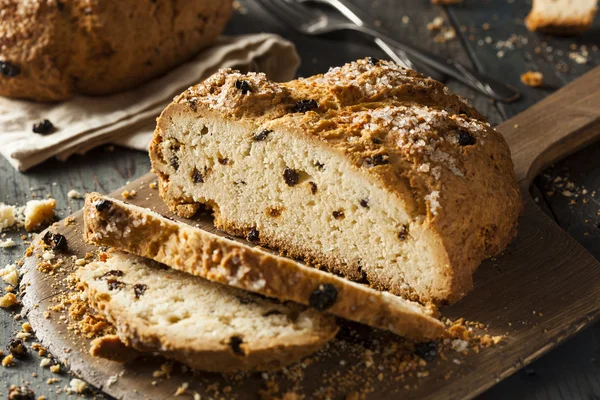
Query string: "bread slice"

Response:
xmin=148 ymin=59 xmax=522 ymax=304
xmin=526 ymin=0 xmax=598 ymax=34
xmin=76 ymin=251 xmax=338 ymax=372
xmin=83 ymin=193 xmax=447 ymax=339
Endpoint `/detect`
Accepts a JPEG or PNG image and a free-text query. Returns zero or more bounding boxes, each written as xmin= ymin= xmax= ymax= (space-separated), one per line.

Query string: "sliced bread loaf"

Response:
xmin=148 ymin=59 xmax=522 ymax=304
xmin=526 ymin=0 xmax=598 ymax=34
xmin=83 ymin=193 xmax=447 ymax=339
xmin=77 ymin=251 xmax=338 ymax=372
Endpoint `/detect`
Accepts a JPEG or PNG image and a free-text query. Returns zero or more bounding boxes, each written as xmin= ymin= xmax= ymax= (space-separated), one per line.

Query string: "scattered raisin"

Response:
xmin=32 ymin=119 xmax=54 ymax=135
xmin=94 ymin=199 xmax=112 ymax=212
xmin=309 ymin=283 xmax=338 ymax=310
xmin=107 ymin=280 xmax=126 ymax=291
xmin=100 ymin=270 xmax=124 ymax=279
xmin=234 ymin=80 xmax=252 ymax=94
xmin=314 ymin=161 xmax=325 ymax=170
xmin=364 ymin=154 xmax=389 ymax=167
xmin=414 ymin=341 xmax=438 ymax=362
xmin=283 ymin=168 xmax=299 ymax=186
xmin=192 ymin=168 xmax=204 ymax=184
xmin=218 ymin=158 xmax=229 ymax=165
xmin=456 ymin=130 xmax=476 ymax=146
xmin=187 ymin=98 xmax=198 ymax=112
xmin=229 ymin=336 xmax=245 ymax=355
xmin=237 ymin=297 xmax=255 ymax=305
xmin=133 ymin=284 xmax=147 ymax=299
xmin=263 ymin=310 xmax=284 ymax=317
xmin=398 ymin=225 xmax=409 ymax=241
xmin=169 ymin=155 xmax=179 ymax=170
xmin=246 ymin=227 xmax=260 ymax=242
xmin=359 ymin=199 xmax=369 ymax=208
xmin=7 ymin=339 xmax=27 ymax=359
xmin=309 ymin=181 xmax=317 ymax=195
xmin=7 ymin=385 xmax=35 ymax=400
xmin=366 ymin=57 xmax=380 ymax=65
xmin=292 ymin=99 xmax=318 ymax=113
xmin=332 ymin=210 xmax=345 ymax=220
xmin=0 ymin=61 xmax=20 ymax=77
xmin=267 ymin=207 xmax=282 ymax=218
xmin=42 ymin=231 xmax=67 ymax=252
xmin=253 ymin=129 xmax=272 ymax=141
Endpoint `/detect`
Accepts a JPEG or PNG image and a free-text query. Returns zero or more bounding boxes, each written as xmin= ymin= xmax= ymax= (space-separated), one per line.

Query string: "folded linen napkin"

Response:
xmin=0 ymin=33 xmax=300 ymax=171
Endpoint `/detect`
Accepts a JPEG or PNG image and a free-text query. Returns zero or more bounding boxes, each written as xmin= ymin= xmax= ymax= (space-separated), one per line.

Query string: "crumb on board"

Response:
xmin=1 ymin=264 xmax=19 ymax=286
xmin=174 ymin=382 xmax=189 ymax=396
xmin=121 ymin=190 xmax=137 ymax=199
xmin=521 ymin=71 xmax=544 ymax=87
xmin=2 ymin=354 xmax=15 ymax=367
xmin=0 ymin=293 xmax=18 ymax=308
xmin=68 ymin=378 xmax=87 ymax=394
xmin=0 ymin=238 xmax=16 ymax=248
xmin=67 ymin=190 xmax=84 ymax=200
xmin=24 ymin=199 xmax=56 ymax=232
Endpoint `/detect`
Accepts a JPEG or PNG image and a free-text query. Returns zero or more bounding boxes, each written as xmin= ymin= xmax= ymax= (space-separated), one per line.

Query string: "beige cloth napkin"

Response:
xmin=0 ymin=33 xmax=300 ymax=171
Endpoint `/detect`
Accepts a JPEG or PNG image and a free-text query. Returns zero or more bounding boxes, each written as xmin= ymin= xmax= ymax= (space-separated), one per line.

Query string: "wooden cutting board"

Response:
xmin=20 ymin=67 xmax=600 ymax=400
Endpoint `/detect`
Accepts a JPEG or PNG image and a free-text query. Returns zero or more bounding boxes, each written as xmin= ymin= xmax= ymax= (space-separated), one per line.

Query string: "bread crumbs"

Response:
xmin=521 ymin=71 xmax=544 ymax=87
xmin=2 ymin=354 xmax=15 ymax=367
xmin=0 ymin=293 xmax=18 ymax=308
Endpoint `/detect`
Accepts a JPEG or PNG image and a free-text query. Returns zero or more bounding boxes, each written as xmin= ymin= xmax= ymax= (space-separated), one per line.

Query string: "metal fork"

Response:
xmin=297 ymin=0 xmax=447 ymax=82
xmin=256 ymin=0 xmax=521 ymax=103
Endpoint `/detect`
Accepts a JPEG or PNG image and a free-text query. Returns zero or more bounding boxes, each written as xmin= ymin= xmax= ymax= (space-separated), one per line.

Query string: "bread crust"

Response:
xmin=78 ymin=251 xmax=338 ymax=372
xmin=84 ymin=193 xmax=447 ymax=339
xmin=149 ymin=59 xmax=522 ymax=304
xmin=525 ymin=0 xmax=598 ymax=34
xmin=0 ymin=0 xmax=232 ymax=101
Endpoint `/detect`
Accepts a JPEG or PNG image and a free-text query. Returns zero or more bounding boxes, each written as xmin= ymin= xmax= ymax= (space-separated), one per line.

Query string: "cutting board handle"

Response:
xmin=496 ymin=66 xmax=600 ymax=188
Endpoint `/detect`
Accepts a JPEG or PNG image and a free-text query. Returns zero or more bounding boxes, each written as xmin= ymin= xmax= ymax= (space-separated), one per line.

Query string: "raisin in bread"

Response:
xmin=84 ymin=193 xmax=446 ymax=339
xmin=77 ymin=251 xmax=338 ymax=372
xmin=526 ymin=0 xmax=598 ymax=34
xmin=148 ymin=59 xmax=523 ymax=305
xmin=0 ymin=0 xmax=232 ymax=101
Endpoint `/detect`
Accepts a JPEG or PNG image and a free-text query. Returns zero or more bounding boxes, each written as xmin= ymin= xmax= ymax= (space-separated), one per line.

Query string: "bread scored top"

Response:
xmin=150 ymin=58 xmax=523 ymax=305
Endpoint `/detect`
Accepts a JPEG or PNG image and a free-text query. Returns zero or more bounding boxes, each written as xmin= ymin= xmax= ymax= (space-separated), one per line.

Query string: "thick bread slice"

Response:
xmin=76 ymin=251 xmax=338 ymax=372
xmin=526 ymin=0 xmax=598 ymax=34
xmin=84 ymin=193 xmax=447 ymax=339
xmin=148 ymin=59 xmax=522 ymax=304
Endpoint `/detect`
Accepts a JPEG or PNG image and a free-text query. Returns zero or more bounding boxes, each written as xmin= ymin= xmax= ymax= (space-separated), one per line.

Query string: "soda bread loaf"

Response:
xmin=76 ymin=251 xmax=338 ymax=372
xmin=148 ymin=59 xmax=523 ymax=305
xmin=526 ymin=0 xmax=598 ymax=34
xmin=83 ymin=193 xmax=447 ymax=339
xmin=0 ymin=0 xmax=232 ymax=101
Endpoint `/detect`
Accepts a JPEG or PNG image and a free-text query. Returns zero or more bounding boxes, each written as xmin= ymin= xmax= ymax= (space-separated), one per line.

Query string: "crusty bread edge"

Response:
xmin=83 ymin=193 xmax=447 ymax=339
xmin=526 ymin=6 xmax=598 ymax=34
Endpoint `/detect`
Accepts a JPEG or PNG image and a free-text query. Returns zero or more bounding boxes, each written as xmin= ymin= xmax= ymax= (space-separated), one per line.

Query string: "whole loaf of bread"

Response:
xmin=150 ymin=58 xmax=523 ymax=305
xmin=0 ymin=0 xmax=233 ymax=101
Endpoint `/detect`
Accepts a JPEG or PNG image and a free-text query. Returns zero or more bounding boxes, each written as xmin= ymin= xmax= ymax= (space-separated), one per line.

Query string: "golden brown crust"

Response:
xmin=89 ymin=335 xmax=141 ymax=364
xmin=84 ymin=193 xmax=447 ymax=339
xmin=150 ymin=59 xmax=523 ymax=304
xmin=0 ymin=0 xmax=233 ymax=101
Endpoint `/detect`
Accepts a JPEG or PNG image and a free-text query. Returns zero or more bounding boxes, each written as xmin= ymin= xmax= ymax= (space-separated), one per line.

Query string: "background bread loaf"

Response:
xmin=0 ymin=0 xmax=233 ymax=101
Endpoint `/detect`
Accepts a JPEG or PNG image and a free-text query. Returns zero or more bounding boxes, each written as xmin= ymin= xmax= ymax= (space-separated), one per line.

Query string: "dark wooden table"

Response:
xmin=1 ymin=0 xmax=599 ymax=398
